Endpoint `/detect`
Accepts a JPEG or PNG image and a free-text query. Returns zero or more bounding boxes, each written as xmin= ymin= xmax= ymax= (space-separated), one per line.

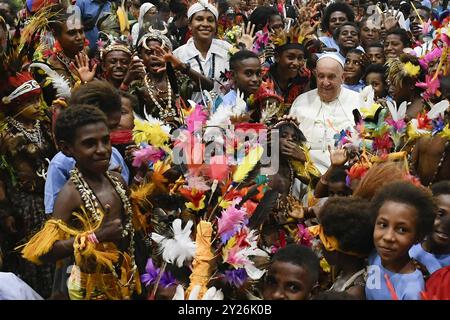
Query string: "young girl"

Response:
xmin=316 ymin=197 xmax=374 ymax=299
xmin=387 ymin=54 xmax=425 ymax=120
xmin=409 ymin=181 xmax=450 ymax=274
xmin=366 ymin=181 xmax=435 ymax=300
xmin=343 ymin=49 xmax=367 ymax=92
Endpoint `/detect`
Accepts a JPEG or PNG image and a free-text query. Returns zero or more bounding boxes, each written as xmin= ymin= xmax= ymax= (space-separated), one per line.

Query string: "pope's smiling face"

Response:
xmin=316 ymin=57 xmax=344 ymax=103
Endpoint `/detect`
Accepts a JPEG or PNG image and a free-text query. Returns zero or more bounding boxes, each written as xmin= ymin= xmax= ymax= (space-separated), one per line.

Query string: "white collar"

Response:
xmin=184 ymin=38 xmax=228 ymax=60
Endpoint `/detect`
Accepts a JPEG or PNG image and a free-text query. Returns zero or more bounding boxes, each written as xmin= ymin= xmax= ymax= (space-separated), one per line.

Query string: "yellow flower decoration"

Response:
xmin=185 ymin=194 xmax=206 ymax=212
xmin=361 ymin=103 xmax=381 ymax=119
xmin=439 ymin=124 xmax=450 ymax=140
xmin=218 ymin=197 xmax=232 ymax=209
xmin=403 ymin=62 xmax=420 ymax=77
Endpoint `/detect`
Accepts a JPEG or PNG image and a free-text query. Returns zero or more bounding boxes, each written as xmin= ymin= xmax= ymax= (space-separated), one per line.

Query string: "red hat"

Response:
xmin=0 ymin=72 xmax=42 ymax=111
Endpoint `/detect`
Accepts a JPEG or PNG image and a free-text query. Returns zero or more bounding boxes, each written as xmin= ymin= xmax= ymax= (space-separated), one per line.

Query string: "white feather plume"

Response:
xmin=359 ymin=85 xmax=375 ymax=109
xmin=427 ymin=100 xmax=449 ymax=119
xmin=172 ymin=284 xmax=185 ymax=300
xmin=151 ymin=219 xmax=196 ymax=267
xmin=386 ymin=100 xmax=407 ymax=122
xmin=171 ymin=284 xmax=224 ymax=300
xmin=29 ymin=62 xmax=71 ymax=99
xmin=201 ymin=286 xmax=224 ymax=300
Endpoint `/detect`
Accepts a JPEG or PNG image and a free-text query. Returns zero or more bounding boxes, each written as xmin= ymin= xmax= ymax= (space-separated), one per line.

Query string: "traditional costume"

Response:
xmin=0 ymin=29 xmax=56 ymax=298
xmin=21 ymin=167 xmax=145 ymax=300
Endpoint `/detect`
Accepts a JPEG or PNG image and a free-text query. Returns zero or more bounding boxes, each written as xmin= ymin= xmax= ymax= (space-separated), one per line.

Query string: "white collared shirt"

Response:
xmin=173 ymin=38 xmax=232 ymax=102
xmin=289 ymin=87 xmax=361 ymax=174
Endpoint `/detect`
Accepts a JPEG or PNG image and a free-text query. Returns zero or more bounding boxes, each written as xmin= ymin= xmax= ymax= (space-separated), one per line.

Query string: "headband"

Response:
xmin=187 ymin=0 xmax=218 ymax=20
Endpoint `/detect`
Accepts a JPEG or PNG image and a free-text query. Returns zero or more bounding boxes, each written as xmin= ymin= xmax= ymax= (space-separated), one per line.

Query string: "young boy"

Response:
xmin=409 ymin=181 xmax=450 ymax=274
xmin=21 ymin=105 xmax=144 ymax=300
xmin=219 ymin=50 xmax=262 ymax=117
xmin=262 ymin=244 xmax=319 ymax=300
xmin=44 ymin=80 xmax=130 ymax=215
xmin=366 ymin=42 xmax=385 ymax=65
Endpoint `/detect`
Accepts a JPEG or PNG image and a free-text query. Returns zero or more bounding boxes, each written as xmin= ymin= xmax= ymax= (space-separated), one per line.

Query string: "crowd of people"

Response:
xmin=0 ymin=0 xmax=449 ymax=300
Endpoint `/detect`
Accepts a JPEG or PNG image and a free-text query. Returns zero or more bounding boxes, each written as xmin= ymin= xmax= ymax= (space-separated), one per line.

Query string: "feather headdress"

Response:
xmin=270 ymin=21 xmax=318 ymax=51
xmin=387 ymin=54 xmax=422 ymax=87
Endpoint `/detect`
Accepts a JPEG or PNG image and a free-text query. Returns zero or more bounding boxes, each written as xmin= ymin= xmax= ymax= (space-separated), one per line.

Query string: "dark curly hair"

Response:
xmin=363 ymin=63 xmax=387 ymax=84
xmin=229 ymin=50 xmax=259 ymax=71
xmin=321 ymin=2 xmax=355 ymax=33
xmin=249 ymin=6 xmax=281 ymax=32
xmin=333 ymin=22 xmax=360 ymax=41
xmin=385 ymin=28 xmax=411 ymax=48
xmin=371 ymin=181 xmax=436 ymax=241
xmin=271 ymin=244 xmax=320 ymax=285
xmin=70 ymin=80 xmax=122 ymax=114
xmin=275 ymin=121 xmax=307 ymax=143
xmin=431 ymin=181 xmax=450 ymax=197
xmin=320 ymin=197 xmax=374 ymax=256
xmin=55 ymin=104 xmax=107 ymax=144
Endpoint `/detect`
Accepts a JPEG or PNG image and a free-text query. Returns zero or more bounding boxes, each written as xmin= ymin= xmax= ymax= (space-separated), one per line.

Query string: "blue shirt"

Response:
xmin=44 ymin=147 xmax=129 ymax=214
xmin=75 ymin=0 xmax=112 ymax=52
xmin=365 ymin=252 xmax=424 ymax=300
xmin=343 ymin=81 xmax=365 ymax=92
xmin=220 ymin=90 xmax=237 ymax=109
xmin=409 ymin=244 xmax=450 ymax=275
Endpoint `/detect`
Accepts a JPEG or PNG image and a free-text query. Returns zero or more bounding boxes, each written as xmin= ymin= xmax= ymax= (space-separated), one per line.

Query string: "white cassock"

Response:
xmin=289 ymin=87 xmax=361 ymax=174
xmin=0 ymin=273 xmax=43 ymax=300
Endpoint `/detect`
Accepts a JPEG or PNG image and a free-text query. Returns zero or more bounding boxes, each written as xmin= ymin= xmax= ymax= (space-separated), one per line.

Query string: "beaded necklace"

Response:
xmin=428 ymin=139 xmax=450 ymax=187
xmin=69 ymin=167 xmax=138 ymax=291
xmin=143 ymin=74 xmax=179 ymax=121
xmin=7 ymin=117 xmax=42 ymax=147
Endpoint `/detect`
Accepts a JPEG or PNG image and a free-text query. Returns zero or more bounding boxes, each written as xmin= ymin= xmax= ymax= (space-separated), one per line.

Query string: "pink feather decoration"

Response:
xmin=186 ymin=104 xmax=208 ymax=133
xmin=217 ymin=204 xmax=247 ymax=239
xmin=186 ymin=176 xmax=211 ymax=192
xmin=416 ymin=74 xmax=440 ymax=100
xmin=132 ymin=146 xmax=165 ymax=167
xmin=225 ymin=246 xmax=247 ymax=267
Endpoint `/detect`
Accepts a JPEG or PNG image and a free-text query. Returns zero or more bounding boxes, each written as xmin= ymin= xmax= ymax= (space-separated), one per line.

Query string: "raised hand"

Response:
xmin=122 ymin=55 xmax=146 ymax=85
xmin=328 ymin=145 xmax=348 ymax=167
xmin=151 ymin=45 xmax=184 ymax=73
xmin=382 ymin=9 xmax=399 ymax=32
xmin=71 ymin=52 xmax=97 ymax=83
xmin=237 ymin=22 xmax=256 ymax=50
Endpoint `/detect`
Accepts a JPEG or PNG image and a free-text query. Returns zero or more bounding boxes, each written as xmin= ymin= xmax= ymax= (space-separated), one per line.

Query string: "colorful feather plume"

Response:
xmin=232 ymin=145 xmax=264 ymax=184
xmin=133 ymin=118 xmax=170 ymax=147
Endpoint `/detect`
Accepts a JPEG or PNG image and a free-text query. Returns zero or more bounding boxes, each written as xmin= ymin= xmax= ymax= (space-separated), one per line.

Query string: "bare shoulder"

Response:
xmin=52 ymin=180 xmax=82 ymax=222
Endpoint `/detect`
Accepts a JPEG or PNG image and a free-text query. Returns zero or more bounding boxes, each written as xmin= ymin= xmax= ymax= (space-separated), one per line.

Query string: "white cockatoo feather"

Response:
xmin=29 ymin=62 xmax=71 ymax=99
